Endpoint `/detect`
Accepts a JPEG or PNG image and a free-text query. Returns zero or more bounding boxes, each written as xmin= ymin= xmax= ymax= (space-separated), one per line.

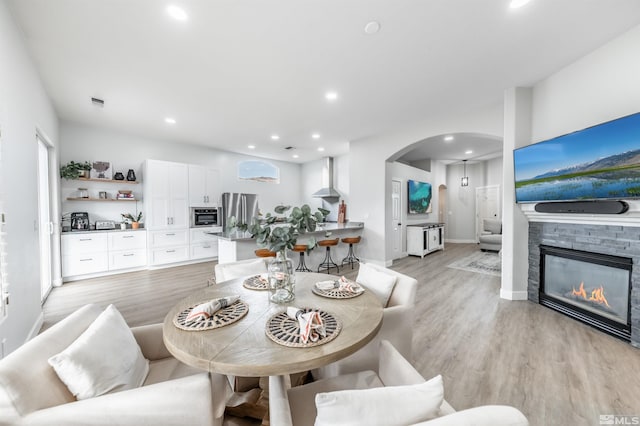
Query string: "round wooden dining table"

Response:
xmin=162 ymin=272 xmax=384 ymax=377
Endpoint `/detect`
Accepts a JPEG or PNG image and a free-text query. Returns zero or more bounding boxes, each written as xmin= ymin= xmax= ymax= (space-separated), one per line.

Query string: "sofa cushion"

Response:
xmin=314 ymin=374 xmax=444 ymax=426
xmin=483 ymin=219 xmax=502 ymax=234
xmin=48 ymin=304 xmax=149 ymax=400
xmin=356 ymin=263 xmax=397 ymax=307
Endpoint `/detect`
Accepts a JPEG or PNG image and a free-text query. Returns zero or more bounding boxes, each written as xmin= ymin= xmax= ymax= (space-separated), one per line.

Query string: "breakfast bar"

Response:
xmin=217 ymin=222 xmax=364 ymax=269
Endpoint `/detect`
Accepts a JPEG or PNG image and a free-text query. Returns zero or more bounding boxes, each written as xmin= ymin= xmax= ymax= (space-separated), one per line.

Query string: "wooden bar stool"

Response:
xmin=292 ymin=244 xmax=312 ymax=272
xmin=341 ymin=236 xmax=361 ymax=269
xmin=317 ymin=238 xmax=340 ymax=274
xmin=255 ymin=248 xmax=276 ymax=258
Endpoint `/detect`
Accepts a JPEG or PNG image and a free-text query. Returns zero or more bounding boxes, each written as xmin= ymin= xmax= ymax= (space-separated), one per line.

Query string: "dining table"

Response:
xmin=162 ymin=272 xmax=384 ymax=377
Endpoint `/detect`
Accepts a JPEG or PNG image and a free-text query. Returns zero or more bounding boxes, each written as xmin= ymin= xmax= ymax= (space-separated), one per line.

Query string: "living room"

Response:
xmin=2 ymin=1 xmax=640 ymax=425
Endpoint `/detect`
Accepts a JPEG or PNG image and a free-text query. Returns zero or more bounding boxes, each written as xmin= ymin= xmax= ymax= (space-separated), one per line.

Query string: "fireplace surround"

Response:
xmin=539 ymin=245 xmax=631 ymax=341
xmin=528 ymin=222 xmax=640 ymax=347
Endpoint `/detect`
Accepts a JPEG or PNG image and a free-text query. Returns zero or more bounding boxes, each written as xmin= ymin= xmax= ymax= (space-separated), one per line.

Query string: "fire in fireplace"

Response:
xmin=540 ymin=245 xmax=632 ymax=341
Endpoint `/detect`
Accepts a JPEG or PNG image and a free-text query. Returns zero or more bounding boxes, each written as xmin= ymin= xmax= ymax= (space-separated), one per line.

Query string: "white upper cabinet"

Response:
xmin=188 ymin=165 xmax=220 ymax=207
xmin=144 ymin=160 xmax=189 ymax=230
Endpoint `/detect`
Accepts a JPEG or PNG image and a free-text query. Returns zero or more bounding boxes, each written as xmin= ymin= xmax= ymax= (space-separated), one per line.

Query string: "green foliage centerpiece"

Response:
xmin=228 ymin=204 xmax=329 ymax=303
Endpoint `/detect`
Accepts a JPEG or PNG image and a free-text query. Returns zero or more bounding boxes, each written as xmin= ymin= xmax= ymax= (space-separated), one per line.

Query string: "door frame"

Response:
xmin=390 ymin=178 xmax=403 ymax=260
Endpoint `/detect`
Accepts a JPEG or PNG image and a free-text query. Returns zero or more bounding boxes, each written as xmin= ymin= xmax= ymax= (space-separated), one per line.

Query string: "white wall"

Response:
xmin=301 ymin=155 xmax=349 ymax=222
xmin=445 ymin=162 xmax=486 ymax=242
xmin=60 ymin=122 xmax=304 ymax=223
xmin=0 ymin=2 xmax=59 ymax=355
xmin=483 ymin=157 xmax=503 ymax=187
xmin=350 ymin=104 xmax=504 ymax=265
xmin=386 ymin=161 xmax=442 ymax=256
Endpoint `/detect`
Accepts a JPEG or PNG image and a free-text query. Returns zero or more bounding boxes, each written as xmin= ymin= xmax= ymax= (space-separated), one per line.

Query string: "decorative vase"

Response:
xmin=267 ymin=250 xmax=295 ymax=303
xmin=131 ymin=221 xmax=140 ymax=229
xmin=114 ymin=172 xmax=125 ymax=180
xmin=126 ymin=169 xmax=136 ymax=181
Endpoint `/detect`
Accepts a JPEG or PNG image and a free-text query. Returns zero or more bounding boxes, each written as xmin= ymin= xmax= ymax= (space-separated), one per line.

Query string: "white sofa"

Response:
xmin=313 ymin=263 xmax=417 ymax=380
xmin=0 ymin=304 xmax=230 ymax=425
xmin=269 ymin=340 xmax=529 ymax=426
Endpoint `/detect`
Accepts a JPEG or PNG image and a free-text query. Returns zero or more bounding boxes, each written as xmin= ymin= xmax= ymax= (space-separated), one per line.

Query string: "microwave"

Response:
xmin=191 ymin=208 xmax=220 ymax=227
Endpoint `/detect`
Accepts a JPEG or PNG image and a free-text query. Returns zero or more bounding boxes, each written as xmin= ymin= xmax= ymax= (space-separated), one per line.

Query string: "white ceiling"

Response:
xmin=8 ymin=0 xmax=640 ymax=163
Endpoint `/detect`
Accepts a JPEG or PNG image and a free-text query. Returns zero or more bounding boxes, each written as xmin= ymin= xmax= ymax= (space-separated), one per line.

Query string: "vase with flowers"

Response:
xmin=228 ymin=204 xmax=329 ymax=303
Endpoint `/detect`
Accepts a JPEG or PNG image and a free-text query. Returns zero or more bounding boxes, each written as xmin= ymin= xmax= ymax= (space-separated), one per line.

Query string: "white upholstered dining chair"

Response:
xmin=270 ymin=340 xmax=529 ymax=426
xmin=213 ymin=258 xmax=268 ymax=284
xmin=313 ymin=262 xmax=418 ymax=379
xmin=0 ymin=304 xmax=231 ymax=426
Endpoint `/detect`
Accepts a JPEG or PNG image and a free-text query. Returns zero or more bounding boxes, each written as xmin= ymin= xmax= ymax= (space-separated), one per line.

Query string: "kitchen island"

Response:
xmin=217 ymin=222 xmax=364 ymax=270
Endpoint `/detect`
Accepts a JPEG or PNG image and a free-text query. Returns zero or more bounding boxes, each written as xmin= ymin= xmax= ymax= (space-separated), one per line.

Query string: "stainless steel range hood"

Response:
xmin=312 ymin=157 xmax=340 ymax=198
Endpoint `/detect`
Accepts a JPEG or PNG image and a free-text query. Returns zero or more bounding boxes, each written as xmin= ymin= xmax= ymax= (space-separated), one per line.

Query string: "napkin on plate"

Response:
xmin=286 ymin=307 xmax=326 ymax=344
xmin=315 ymin=276 xmax=364 ymax=294
xmin=186 ymin=295 xmax=240 ymax=322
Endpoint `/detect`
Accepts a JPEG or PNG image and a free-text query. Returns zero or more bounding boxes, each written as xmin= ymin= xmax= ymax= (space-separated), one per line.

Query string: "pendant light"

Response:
xmin=461 ymin=160 xmax=469 ymax=187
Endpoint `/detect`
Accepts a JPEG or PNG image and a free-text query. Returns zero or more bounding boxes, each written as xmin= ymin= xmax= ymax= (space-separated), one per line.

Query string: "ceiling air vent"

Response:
xmin=91 ymin=97 xmax=104 ymax=107
xmin=284 ymin=146 xmax=294 ymax=150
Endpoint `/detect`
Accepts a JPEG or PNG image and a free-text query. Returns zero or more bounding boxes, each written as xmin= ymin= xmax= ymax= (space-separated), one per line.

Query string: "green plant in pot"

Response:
xmin=60 ymin=161 xmax=92 ymax=180
xmin=228 ymin=204 xmax=329 ymax=303
xmin=121 ymin=212 xmax=143 ymax=229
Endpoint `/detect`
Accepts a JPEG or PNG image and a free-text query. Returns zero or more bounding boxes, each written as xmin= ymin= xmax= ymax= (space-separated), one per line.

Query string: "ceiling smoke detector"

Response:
xmin=91 ymin=97 xmax=104 ymax=107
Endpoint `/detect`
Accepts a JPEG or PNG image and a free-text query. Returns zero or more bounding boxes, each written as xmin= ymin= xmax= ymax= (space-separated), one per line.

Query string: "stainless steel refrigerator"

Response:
xmin=221 ymin=192 xmax=259 ymax=229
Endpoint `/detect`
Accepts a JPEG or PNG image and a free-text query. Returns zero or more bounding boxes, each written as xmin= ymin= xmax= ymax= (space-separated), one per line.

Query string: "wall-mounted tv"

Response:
xmin=514 ymin=112 xmax=640 ymax=203
xmin=408 ymin=179 xmax=432 ymax=214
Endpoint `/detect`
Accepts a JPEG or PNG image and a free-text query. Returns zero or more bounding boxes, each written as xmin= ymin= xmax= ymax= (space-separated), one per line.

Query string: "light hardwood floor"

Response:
xmin=43 ymin=244 xmax=640 ymax=426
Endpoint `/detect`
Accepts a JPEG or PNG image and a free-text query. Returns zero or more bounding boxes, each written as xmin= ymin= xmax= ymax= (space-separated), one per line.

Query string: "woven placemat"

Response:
xmin=265 ymin=308 xmax=341 ymax=348
xmin=312 ymin=281 xmax=365 ymax=299
xmin=243 ymin=274 xmax=269 ymax=291
xmin=173 ymin=300 xmax=249 ymax=331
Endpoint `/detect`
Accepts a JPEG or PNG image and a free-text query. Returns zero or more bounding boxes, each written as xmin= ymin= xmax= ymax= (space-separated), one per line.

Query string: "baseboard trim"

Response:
xmin=28 ymin=311 xmax=44 ymax=340
xmin=500 ymin=289 xmax=529 ymax=301
xmin=446 ymin=239 xmax=477 ymax=244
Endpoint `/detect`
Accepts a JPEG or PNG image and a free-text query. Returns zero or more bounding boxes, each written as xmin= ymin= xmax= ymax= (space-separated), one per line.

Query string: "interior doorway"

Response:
xmin=475 ymin=185 xmax=501 ymax=242
xmin=438 ymin=184 xmax=447 ymax=238
xmin=37 ymin=134 xmax=54 ymax=302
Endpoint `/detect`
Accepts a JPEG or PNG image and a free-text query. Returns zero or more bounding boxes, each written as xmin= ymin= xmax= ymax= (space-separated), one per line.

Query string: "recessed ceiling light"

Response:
xmin=312 ymin=133 xmax=321 ymax=139
xmin=444 ymin=135 xmax=454 ymax=142
xmin=271 ymin=134 xmax=280 ymax=141
xmin=465 ymin=150 xmax=473 ymax=155
xmin=325 ymin=92 xmax=338 ymax=101
xmin=292 ymin=154 xmax=299 ymax=159
xmin=318 ymin=147 xmax=325 ymax=152
xmin=167 ymin=5 xmax=188 ymax=21
xmin=248 ymin=145 xmax=256 ymax=149
xmin=164 ymin=117 xmax=176 ymax=124
xmin=364 ymin=21 xmax=381 ymax=34
xmin=509 ymin=0 xmax=531 ymax=9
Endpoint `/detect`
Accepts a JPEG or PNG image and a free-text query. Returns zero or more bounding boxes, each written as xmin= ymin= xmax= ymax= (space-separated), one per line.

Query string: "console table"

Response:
xmin=407 ymin=223 xmax=445 ymax=258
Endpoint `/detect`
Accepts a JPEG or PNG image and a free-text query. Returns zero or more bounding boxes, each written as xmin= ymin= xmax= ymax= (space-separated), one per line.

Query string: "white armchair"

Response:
xmin=213 ymin=258 xmax=268 ymax=284
xmin=0 ymin=304 xmax=230 ymax=425
xmin=269 ymin=340 xmax=528 ymax=426
xmin=313 ymin=263 xmax=417 ymax=379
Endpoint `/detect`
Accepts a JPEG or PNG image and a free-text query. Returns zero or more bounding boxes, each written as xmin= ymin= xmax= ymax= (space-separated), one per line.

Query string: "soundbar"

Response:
xmin=534 ymin=200 xmax=629 ymax=214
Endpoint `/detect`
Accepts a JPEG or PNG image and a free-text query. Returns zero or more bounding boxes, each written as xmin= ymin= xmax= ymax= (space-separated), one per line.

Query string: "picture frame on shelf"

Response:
xmin=90 ymin=161 xmax=113 ymax=180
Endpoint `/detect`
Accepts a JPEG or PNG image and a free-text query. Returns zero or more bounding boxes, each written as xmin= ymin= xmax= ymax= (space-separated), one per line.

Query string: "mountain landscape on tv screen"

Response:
xmin=516 ymin=149 xmax=640 ymax=202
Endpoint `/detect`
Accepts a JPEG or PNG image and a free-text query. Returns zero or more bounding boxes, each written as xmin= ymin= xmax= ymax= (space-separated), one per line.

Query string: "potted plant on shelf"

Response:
xmin=228 ymin=204 xmax=329 ymax=303
xmin=60 ymin=161 xmax=92 ymax=180
xmin=121 ymin=212 xmax=143 ymax=229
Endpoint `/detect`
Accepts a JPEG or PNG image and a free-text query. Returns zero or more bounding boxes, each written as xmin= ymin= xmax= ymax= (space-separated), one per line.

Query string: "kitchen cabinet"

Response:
xmin=144 ymin=160 xmax=189 ymax=230
xmin=188 ymin=165 xmax=221 ymax=207
xmin=190 ymin=226 xmax=221 ymax=260
xmin=407 ymin=223 xmax=445 ymax=258
xmin=62 ymin=230 xmax=147 ymax=280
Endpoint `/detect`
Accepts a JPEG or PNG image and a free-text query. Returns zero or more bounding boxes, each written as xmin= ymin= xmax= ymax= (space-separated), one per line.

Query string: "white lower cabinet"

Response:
xmin=148 ymin=230 xmax=190 ymax=265
xmin=62 ymin=231 xmax=147 ymax=280
xmin=190 ymin=227 xmax=220 ymax=260
xmin=407 ymin=224 xmax=445 ymax=258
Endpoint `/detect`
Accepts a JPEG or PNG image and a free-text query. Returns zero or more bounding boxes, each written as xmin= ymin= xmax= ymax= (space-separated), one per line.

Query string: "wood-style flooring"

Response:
xmin=42 ymin=244 xmax=640 ymax=426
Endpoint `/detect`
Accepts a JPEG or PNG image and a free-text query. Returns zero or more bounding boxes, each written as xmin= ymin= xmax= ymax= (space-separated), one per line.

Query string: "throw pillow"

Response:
xmin=315 ymin=374 xmax=444 ymax=426
xmin=355 ymin=263 xmax=397 ymax=307
xmin=48 ymin=304 xmax=149 ymax=400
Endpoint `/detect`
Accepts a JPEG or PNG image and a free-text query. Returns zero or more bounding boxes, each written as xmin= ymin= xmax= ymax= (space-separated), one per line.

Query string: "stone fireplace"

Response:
xmin=528 ymin=222 xmax=640 ymax=347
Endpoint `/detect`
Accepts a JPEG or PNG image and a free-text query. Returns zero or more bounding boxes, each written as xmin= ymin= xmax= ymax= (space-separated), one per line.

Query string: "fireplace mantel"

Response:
xmin=519 ymin=200 xmax=640 ymax=227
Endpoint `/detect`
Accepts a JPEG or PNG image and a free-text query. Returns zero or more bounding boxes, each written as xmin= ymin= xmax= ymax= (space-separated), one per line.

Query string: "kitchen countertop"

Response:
xmin=61 ymin=227 xmax=146 ymax=235
xmin=217 ymin=221 xmax=364 ymax=241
